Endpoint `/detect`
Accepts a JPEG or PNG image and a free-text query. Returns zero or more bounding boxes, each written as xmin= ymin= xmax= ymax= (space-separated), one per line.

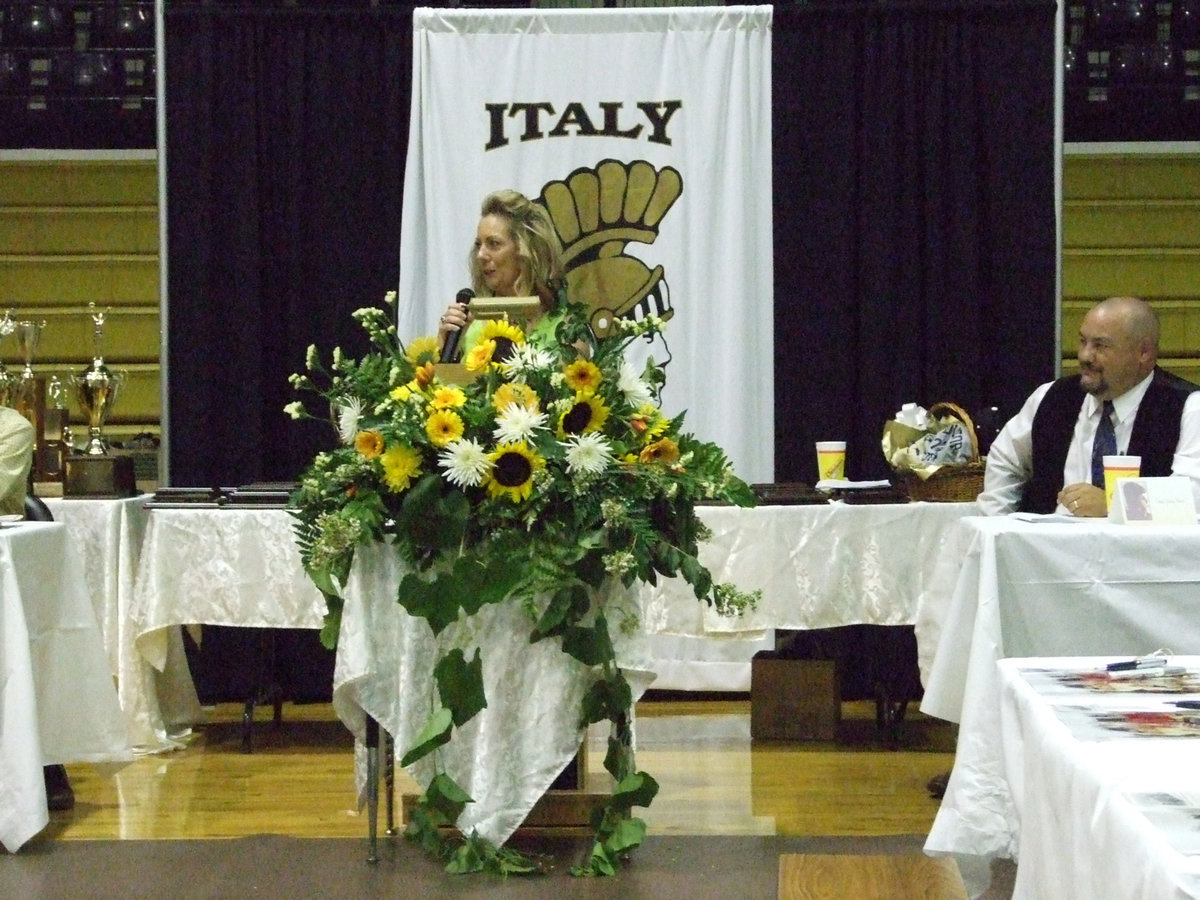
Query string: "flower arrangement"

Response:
xmin=287 ymin=290 xmax=757 ymax=876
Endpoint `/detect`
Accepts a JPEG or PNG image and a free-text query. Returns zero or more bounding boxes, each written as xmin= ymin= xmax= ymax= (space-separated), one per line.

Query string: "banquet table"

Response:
xmin=0 ymin=521 xmax=132 ymax=852
xmin=44 ymin=495 xmax=150 ymax=689
xmin=331 ymin=540 xmax=656 ymax=847
xmin=643 ymin=500 xmax=978 ymax=637
xmin=995 ymin=656 xmax=1200 ymax=898
xmin=919 ymin=514 xmax=1200 ymax=858
xmin=128 ymin=507 xmax=326 ymax=751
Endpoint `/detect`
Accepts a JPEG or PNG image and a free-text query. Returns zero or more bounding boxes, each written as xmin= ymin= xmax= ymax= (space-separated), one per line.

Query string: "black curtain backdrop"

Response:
xmin=164 ymin=3 xmax=413 ymax=486
xmin=163 ymin=0 xmax=1057 ymax=487
xmin=772 ymin=1 xmax=1057 ymax=482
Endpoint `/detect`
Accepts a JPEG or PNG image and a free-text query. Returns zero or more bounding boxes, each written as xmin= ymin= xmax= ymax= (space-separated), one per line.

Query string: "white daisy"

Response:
xmin=438 ymin=438 xmax=492 ymax=487
xmin=493 ymin=403 xmax=549 ymax=445
xmin=335 ymin=397 xmax=363 ymax=445
xmin=564 ymin=432 xmax=612 ymax=476
xmin=499 ymin=343 xmax=556 ymax=380
xmin=617 ymin=359 xmax=653 ymax=407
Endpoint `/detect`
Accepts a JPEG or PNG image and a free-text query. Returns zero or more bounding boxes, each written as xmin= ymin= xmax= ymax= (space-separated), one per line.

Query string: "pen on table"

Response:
xmin=1106 ymin=657 xmax=1169 ymax=672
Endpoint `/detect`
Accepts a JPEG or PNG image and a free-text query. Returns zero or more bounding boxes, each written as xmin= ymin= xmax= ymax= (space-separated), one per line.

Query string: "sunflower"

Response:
xmin=354 ymin=429 xmax=385 ymax=459
xmin=380 ymin=444 xmax=422 ymax=492
xmin=493 ymin=382 xmax=540 ymax=413
xmin=465 ymin=339 xmax=497 ymax=371
xmin=485 ymin=442 xmax=544 ymax=503
xmin=426 ymin=409 xmax=465 ymax=448
xmin=563 ymin=359 xmax=602 ymax=393
xmin=404 ymin=335 xmax=440 ymax=366
xmin=639 ymin=437 xmax=680 ymax=465
xmin=429 ymin=385 xmax=467 ymax=410
xmin=557 ymin=391 xmax=610 ymax=438
xmin=480 ymin=319 xmax=525 ymax=346
xmin=630 ymin=404 xmax=671 ymax=441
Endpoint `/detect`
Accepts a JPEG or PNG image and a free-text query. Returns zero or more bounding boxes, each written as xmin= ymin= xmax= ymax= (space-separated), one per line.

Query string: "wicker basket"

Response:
xmin=898 ymin=402 xmax=986 ymax=502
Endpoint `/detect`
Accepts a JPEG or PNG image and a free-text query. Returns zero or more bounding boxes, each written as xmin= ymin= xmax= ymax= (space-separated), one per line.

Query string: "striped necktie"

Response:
xmin=1091 ymin=400 xmax=1116 ymax=487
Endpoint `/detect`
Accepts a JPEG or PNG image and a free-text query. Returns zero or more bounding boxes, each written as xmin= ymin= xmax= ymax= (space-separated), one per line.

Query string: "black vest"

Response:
xmin=1020 ymin=368 xmax=1197 ymax=514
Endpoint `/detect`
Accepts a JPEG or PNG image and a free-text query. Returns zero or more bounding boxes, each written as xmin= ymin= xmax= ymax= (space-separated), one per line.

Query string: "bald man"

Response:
xmin=980 ymin=296 xmax=1200 ymax=517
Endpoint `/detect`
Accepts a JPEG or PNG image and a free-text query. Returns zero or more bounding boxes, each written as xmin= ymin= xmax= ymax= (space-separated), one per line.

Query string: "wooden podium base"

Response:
xmin=400 ymin=789 xmax=610 ymax=835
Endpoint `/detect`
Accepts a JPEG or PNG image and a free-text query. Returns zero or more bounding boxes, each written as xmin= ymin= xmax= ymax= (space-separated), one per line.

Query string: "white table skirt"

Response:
xmin=921 ymin=515 xmax=1200 ymax=858
xmin=332 ymin=541 xmax=655 ymax=847
xmin=998 ymin=657 xmax=1200 ymax=899
xmin=644 ymin=500 xmax=977 ymax=637
xmin=129 ymin=507 xmax=327 ymax=751
xmin=0 ymin=522 xmax=132 ymax=852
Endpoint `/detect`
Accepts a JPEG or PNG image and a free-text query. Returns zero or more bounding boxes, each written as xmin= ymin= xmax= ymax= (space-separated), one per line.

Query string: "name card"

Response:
xmin=1109 ymin=476 xmax=1197 ymax=525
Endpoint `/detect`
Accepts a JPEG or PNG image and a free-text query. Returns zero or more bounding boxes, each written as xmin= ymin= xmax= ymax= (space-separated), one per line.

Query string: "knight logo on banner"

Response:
xmin=398 ymin=7 xmax=773 ymax=483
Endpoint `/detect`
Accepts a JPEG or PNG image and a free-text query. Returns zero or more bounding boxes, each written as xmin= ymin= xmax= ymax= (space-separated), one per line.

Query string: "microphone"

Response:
xmin=439 ymin=288 xmax=475 ymax=362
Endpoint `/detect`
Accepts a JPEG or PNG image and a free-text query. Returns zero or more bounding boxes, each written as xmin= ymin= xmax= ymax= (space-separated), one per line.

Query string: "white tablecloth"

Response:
xmin=129 ymin=507 xmax=326 ymax=751
xmin=644 ymin=500 xmax=978 ymax=636
xmin=0 ymin=522 xmax=132 ymax=852
xmin=998 ymin=657 xmax=1200 ymax=899
xmin=332 ymin=541 xmax=655 ymax=847
xmin=920 ymin=515 xmax=1200 ymax=857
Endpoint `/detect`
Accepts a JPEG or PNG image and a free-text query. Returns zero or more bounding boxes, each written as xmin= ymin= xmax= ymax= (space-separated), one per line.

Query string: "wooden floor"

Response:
xmin=41 ymin=698 xmax=955 ymax=843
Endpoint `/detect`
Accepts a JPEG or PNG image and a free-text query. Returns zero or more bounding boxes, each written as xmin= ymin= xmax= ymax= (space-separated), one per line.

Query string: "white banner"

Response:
xmin=398 ymin=6 xmax=773 ymax=482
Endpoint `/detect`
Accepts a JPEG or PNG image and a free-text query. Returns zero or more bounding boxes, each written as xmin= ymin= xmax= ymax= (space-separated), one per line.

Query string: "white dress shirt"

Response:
xmin=978 ymin=371 xmax=1200 ymax=515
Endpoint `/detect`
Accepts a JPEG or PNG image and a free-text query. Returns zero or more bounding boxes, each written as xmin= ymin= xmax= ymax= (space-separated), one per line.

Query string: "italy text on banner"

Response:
xmin=397 ymin=6 xmax=774 ymax=483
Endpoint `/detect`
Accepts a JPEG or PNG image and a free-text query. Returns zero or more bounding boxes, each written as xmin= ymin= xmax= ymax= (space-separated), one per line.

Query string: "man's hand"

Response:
xmin=1057 ymin=482 xmax=1107 ymax=517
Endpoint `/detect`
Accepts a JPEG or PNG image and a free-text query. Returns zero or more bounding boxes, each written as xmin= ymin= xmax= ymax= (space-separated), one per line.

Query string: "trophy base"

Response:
xmin=64 ymin=454 xmax=138 ymax=498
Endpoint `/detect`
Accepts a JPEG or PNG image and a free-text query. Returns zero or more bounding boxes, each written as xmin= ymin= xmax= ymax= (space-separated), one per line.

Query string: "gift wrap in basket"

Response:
xmin=882 ymin=401 xmax=985 ymax=502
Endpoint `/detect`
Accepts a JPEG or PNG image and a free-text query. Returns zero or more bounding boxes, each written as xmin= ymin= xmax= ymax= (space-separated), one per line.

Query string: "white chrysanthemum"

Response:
xmin=493 ymin=404 xmax=548 ymax=445
xmin=335 ymin=397 xmax=363 ymax=445
xmin=438 ymin=438 xmax=492 ymax=487
xmin=499 ymin=343 xmax=556 ymax=379
xmin=617 ymin=359 xmax=653 ymax=407
xmin=564 ymin=432 xmax=612 ymax=476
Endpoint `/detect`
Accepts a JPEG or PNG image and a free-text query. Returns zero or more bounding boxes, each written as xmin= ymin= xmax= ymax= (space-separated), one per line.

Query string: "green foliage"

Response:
xmin=288 ymin=291 xmax=760 ymax=877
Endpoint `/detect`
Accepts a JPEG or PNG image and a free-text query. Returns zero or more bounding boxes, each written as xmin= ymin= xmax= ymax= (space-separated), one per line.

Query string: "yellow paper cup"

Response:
xmin=816 ymin=441 xmax=846 ymax=481
xmin=1102 ymin=454 xmax=1140 ymax=507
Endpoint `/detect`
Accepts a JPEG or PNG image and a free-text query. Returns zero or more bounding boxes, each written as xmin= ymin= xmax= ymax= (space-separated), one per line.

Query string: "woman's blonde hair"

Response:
xmin=469 ymin=189 xmax=565 ymax=308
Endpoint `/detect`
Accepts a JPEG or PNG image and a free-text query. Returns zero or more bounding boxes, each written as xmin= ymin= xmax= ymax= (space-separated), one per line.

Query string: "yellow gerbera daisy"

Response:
xmin=465 ymin=339 xmax=497 ymax=372
xmin=493 ymin=382 xmax=540 ymax=413
xmin=390 ymin=384 xmax=412 ymax=403
xmin=404 ymin=335 xmax=440 ymax=366
xmin=485 ymin=442 xmax=544 ymax=503
xmin=354 ymin=430 xmax=384 ymax=459
xmin=425 ymin=409 xmax=465 ymax=448
xmin=639 ymin=437 xmax=680 ymax=465
xmin=380 ymin=444 xmax=422 ymax=492
xmin=563 ymin=359 xmax=602 ymax=393
xmin=557 ymin=391 xmax=611 ymax=438
xmin=429 ymin=385 xmax=467 ymax=410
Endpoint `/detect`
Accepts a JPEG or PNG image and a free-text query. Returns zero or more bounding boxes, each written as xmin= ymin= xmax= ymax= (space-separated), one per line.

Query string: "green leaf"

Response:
xmin=425 ymin=772 xmax=473 ymax=825
xmin=445 ymin=839 xmax=485 ymax=875
xmin=603 ymin=816 xmax=646 ymax=854
xmin=579 ymin=673 xmax=633 ymax=728
xmin=562 ymin=615 xmax=614 ymax=667
xmin=318 ymin=596 xmax=343 ymax=651
xmin=603 ymin=734 xmax=635 ymax=782
xmin=434 ymin=648 xmax=487 ymax=727
xmin=399 ymin=707 xmax=453 ymax=767
xmin=611 ymin=771 xmax=660 ymax=811
xmin=531 ymin=584 xmax=589 ymax=642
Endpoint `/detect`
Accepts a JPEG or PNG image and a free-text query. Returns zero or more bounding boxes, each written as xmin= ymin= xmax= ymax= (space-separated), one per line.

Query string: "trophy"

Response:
xmin=13 ymin=318 xmax=46 ymax=424
xmin=0 ymin=310 xmax=15 ymax=408
xmin=64 ymin=303 xmax=135 ymax=496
